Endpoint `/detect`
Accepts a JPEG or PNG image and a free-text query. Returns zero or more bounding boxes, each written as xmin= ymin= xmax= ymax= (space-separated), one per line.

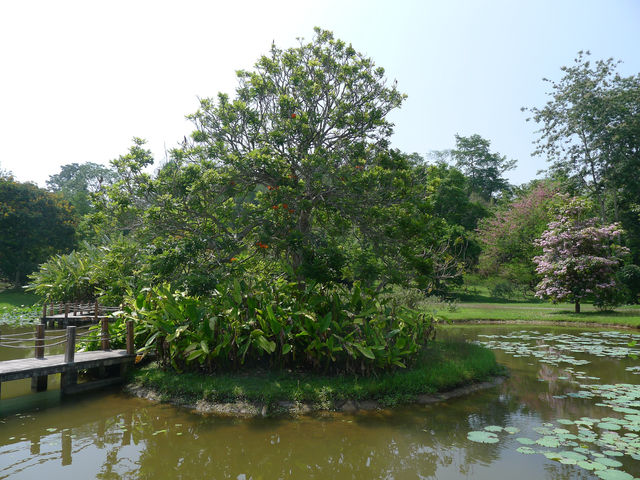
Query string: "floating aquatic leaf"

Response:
xmin=504 ymin=426 xmax=520 ymax=434
xmin=536 ymin=436 xmax=560 ymax=448
xmin=516 ymin=446 xmax=536 ymax=454
xmin=577 ymin=460 xmax=607 ymax=471
xmin=533 ymin=427 xmax=554 ymax=435
xmin=598 ymin=422 xmax=622 ymax=431
xmin=152 ymin=429 xmax=167 ymax=436
xmin=595 ymin=457 xmax=623 ymax=468
xmin=45 ymin=428 xmax=57 ymax=432
xmin=594 ymin=470 xmax=634 ymax=480
xmin=467 ymin=431 xmax=499 ymax=444
xmin=516 ymin=438 xmax=536 ymax=445
xmin=484 ymin=425 xmax=503 ymax=432
xmin=603 ymin=450 xmax=624 ymax=457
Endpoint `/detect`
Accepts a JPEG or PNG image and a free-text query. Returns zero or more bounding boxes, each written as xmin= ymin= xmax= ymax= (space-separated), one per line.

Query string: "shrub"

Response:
xmin=125 ymin=279 xmax=437 ymax=375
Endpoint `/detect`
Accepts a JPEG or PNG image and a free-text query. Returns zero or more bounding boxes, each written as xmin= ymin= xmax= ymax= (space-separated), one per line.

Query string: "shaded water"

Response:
xmin=1 ymin=324 xmax=639 ymax=479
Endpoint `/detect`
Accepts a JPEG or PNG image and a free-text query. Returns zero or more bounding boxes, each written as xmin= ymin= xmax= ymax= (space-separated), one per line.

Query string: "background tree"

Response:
xmin=476 ymin=181 xmax=562 ymax=292
xmin=533 ymin=198 xmax=628 ymax=312
xmin=47 ymin=162 xmax=117 ymax=216
xmin=450 ymin=134 xmax=515 ymax=202
xmin=526 ymin=51 xmax=640 ymax=262
xmin=0 ymin=178 xmax=76 ymax=286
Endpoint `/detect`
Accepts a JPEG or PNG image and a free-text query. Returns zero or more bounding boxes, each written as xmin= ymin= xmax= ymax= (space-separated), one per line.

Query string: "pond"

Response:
xmin=1 ymin=324 xmax=639 ymax=479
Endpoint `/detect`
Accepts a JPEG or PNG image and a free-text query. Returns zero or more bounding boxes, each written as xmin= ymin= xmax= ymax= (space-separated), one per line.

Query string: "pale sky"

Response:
xmin=1 ymin=0 xmax=639 ymax=187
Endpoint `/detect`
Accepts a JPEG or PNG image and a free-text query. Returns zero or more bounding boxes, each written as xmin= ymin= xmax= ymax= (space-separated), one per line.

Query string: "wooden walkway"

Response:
xmin=40 ymin=301 xmax=120 ymax=329
xmin=0 ymin=320 xmax=136 ymax=397
xmin=0 ymin=350 xmax=134 ymax=395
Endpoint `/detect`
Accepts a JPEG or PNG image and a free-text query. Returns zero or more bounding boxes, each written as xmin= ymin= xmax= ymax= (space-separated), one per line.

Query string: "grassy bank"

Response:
xmin=440 ymin=299 xmax=640 ymax=328
xmin=0 ymin=290 xmax=41 ymax=325
xmin=128 ymin=341 xmax=503 ymax=411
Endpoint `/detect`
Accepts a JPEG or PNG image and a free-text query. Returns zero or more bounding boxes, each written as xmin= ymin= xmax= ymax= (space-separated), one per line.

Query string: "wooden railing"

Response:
xmin=0 ymin=320 xmax=135 ymax=357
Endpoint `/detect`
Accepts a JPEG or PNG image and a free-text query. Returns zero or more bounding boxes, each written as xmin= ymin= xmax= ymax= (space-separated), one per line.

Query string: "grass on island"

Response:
xmin=440 ymin=283 xmax=640 ymax=328
xmin=128 ymin=341 xmax=503 ymax=410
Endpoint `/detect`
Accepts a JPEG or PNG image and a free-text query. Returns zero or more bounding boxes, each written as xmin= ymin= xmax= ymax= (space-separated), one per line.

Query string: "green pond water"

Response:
xmin=1 ymin=324 xmax=640 ymax=479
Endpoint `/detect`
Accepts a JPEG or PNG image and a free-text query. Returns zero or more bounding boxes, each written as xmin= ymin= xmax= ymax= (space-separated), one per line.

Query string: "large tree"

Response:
xmin=526 ymin=51 xmax=640 ymax=260
xmin=0 ymin=178 xmax=76 ymax=286
xmin=450 ymin=134 xmax=515 ymax=202
xmin=84 ymin=30 xmax=451 ymax=295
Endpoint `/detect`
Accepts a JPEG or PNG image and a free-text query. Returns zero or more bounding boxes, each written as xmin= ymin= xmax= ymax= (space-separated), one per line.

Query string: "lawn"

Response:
xmin=439 ymin=288 xmax=640 ymax=328
xmin=0 ymin=290 xmax=40 ymax=308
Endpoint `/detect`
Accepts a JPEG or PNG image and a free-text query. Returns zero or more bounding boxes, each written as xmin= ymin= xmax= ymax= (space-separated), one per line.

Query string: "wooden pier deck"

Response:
xmin=40 ymin=301 xmax=120 ymax=329
xmin=0 ymin=350 xmax=134 ymax=395
xmin=0 ymin=320 xmax=136 ymax=397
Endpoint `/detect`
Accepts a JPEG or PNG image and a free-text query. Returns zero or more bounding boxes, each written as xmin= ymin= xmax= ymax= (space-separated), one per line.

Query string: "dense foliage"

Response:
xmin=0 ymin=178 xmax=76 ymax=286
xmin=476 ymin=182 xmax=562 ymax=292
xmin=126 ymin=281 xmax=436 ymax=375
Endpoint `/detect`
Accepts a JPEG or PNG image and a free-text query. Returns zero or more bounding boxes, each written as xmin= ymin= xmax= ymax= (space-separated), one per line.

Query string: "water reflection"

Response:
xmin=0 ymin=325 xmax=639 ymax=479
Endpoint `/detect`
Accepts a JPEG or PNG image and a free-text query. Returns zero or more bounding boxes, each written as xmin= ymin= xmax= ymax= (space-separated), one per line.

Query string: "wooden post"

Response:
xmin=61 ymin=430 xmax=72 ymax=466
xmin=65 ymin=326 xmax=76 ymax=363
xmin=29 ymin=434 xmax=41 ymax=455
xmin=101 ymin=318 xmax=110 ymax=351
xmin=41 ymin=303 xmax=47 ymax=320
xmin=31 ymin=324 xmax=47 ymax=391
xmin=126 ymin=320 xmax=134 ymax=355
xmin=34 ymin=324 xmax=45 ymax=359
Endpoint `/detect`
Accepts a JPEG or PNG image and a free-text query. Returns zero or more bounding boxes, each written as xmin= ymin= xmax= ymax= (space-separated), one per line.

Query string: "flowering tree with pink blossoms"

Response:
xmin=533 ymin=199 xmax=629 ymax=313
xmin=477 ymin=182 xmax=562 ymax=291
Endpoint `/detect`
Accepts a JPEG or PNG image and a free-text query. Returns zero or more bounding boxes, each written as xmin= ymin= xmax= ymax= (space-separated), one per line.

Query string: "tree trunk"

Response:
xmin=574 ymin=300 xmax=581 ymax=314
xmin=14 ymin=269 xmax=21 ymax=289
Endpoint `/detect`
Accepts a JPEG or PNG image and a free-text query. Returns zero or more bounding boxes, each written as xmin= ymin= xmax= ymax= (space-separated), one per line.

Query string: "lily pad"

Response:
xmin=484 ymin=425 xmax=503 ymax=432
xmin=595 ymin=457 xmax=623 ymax=468
xmin=516 ymin=446 xmax=536 ymax=454
xmin=467 ymin=431 xmax=499 ymax=444
xmin=536 ymin=436 xmax=560 ymax=448
xmin=594 ymin=470 xmax=634 ymax=480
xmin=516 ymin=437 xmax=536 ymax=445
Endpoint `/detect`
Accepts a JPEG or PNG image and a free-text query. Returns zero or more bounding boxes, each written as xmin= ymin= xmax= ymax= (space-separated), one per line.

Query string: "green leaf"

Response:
xmin=255 ymin=335 xmax=276 ymax=354
xmin=186 ymin=350 xmax=204 ymax=361
xmin=355 ymin=344 xmax=375 ymax=360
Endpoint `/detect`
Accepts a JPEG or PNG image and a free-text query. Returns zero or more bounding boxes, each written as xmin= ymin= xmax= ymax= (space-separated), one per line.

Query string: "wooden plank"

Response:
xmin=0 ymin=350 xmax=134 ymax=382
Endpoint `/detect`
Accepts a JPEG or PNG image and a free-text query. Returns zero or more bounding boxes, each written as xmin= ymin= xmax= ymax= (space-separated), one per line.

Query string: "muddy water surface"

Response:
xmin=1 ymin=324 xmax=639 ymax=479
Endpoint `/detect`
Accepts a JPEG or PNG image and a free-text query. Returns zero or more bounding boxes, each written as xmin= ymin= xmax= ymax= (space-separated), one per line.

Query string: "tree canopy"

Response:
xmin=47 ymin=162 xmax=117 ymax=217
xmin=451 ymin=134 xmax=515 ymax=202
xmin=526 ymin=51 xmax=640 ymax=261
xmin=0 ymin=178 xmax=76 ymax=286
xmin=80 ymin=29 xmax=463 ymax=295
